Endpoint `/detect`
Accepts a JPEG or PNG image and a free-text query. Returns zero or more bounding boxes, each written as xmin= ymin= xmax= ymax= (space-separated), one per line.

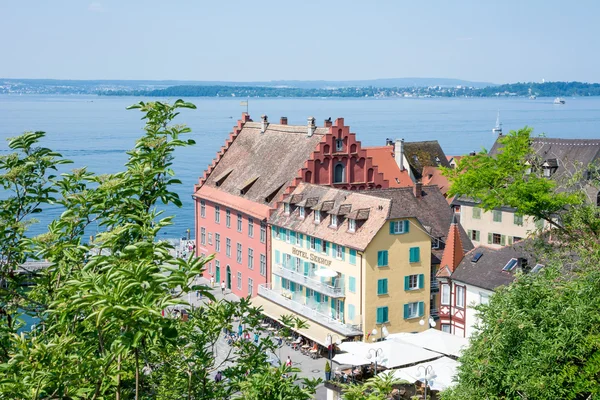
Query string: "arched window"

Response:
xmin=324 ymin=144 xmax=330 ymax=154
xmin=305 ymin=170 xmax=312 ymax=183
xmin=367 ymin=168 xmax=374 ymax=182
xmin=334 ymin=163 xmax=345 ymax=183
xmin=350 ymin=143 xmax=357 ymax=153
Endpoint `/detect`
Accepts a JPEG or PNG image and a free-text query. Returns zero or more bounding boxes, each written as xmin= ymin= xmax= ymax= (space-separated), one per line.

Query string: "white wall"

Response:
xmin=463 ymin=283 xmax=493 ymax=338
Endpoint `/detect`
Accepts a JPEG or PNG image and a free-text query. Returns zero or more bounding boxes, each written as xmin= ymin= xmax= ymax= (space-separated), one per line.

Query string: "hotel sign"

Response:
xmin=291 ymin=247 xmax=332 ymax=266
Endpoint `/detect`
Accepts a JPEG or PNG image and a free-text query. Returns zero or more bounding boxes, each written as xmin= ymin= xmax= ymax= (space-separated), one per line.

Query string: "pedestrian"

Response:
xmin=196 ymin=290 xmax=199 ymax=298
xmin=215 ymin=371 xmax=223 ymax=383
xmin=210 ymin=275 xmax=215 ymax=288
xmin=254 ymin=332 xmax=259 ymax=344
xmin=238 ymin=323 xmax=243 ymax=337
xmin=221 ymin=280 xmax=225 ymax=295
xmin=285 ymin=356 xmax=292 ymax=367
xmin=328 ymin=343 xmax=333 ymax=359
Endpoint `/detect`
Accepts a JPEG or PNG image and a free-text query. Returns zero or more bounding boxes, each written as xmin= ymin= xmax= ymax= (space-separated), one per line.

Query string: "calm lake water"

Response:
xmin=1 ymin=94 xmax=600 ymax=238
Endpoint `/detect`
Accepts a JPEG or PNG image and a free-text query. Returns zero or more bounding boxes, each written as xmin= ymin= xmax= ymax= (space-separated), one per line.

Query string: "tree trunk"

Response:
xmin=135 ymin=348 xmax=140 ymax=400
xmin=116 ymin=354 xmax=121 ymax=400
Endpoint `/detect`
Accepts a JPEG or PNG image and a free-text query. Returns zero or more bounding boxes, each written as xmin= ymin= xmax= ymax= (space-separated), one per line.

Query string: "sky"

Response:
xmin=1 ymin=0 xmax=599 ymax=83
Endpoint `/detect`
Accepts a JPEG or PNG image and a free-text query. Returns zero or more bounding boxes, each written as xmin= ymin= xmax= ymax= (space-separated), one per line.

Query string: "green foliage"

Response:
xmin=0 ymin=100 xmax=319 ymax=399
xmin=341 ymin=373 xmax=406 ymax=400
xmin=238 ymin=364 xmax=321 ymax=400
xmin=325 ymin=360 xmax=331 ymax=373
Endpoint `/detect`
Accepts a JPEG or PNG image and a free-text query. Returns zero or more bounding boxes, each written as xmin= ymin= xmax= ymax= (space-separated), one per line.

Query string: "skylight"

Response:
xmin=471 ymin=252 xmax=483 ymax=263
xmin=531 ymin=264 xmax=544 ymax=273
xmin=502 ymin=258 xmax=518 ymax=272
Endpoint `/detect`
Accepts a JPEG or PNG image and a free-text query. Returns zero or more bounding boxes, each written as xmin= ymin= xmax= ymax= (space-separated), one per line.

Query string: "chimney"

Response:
xmin=260 ymin=115 xmax=268 ymax=133
xmin=307 ymin=116 xmax=316 ymax=137
xmin=394 ymin=139 xmax=405 ymax=171
xmin=386 ymin=138 xmax=393 ymax=146
xmin=242 ymin=112 xmax=251 ymax=123
xmin=469 ymin=151 xmax=476 ymax=156
xmin=413 ymin=182 xmax=422 ymax=198
xmin=280 ymin=116 xmax=288 ymax=125
xmin=324 ymin=117 xmax=332 ymax=128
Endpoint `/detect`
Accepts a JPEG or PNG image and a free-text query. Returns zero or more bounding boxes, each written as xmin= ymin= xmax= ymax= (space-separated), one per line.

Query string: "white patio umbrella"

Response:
xmin=332 ymin=352 xmax=371 ymax=366
xmin=314 ymin=268 xmax=338 ymax=278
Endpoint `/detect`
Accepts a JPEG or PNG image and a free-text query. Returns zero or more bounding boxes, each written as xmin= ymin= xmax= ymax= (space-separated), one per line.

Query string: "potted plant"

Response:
xmin=325 ymin=360 xmax=332 ymax=381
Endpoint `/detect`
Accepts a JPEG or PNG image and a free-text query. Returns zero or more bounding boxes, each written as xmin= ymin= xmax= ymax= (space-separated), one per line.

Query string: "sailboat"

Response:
xmin=492 ymin=110 xmax=503 ymax=136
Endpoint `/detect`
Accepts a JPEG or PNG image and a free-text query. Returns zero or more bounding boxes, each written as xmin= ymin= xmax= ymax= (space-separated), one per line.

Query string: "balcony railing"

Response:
xmin=430 ymin=280 xmax=439 ymax=293
xmin=258 ymin=284 xmax=362 ymax=337
xmin=273 ymin=265 xmax=345 ymax=298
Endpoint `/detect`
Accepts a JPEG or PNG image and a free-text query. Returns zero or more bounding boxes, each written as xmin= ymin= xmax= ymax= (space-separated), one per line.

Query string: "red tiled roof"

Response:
xmin=422 ymin=166 xmax=451 ymax=202
xmin=194 ymin=185 xmax=270 ymax=220
xmin=364 ymin=146 xmax=413 ymax=188
xmin=437 ymin=214 xmax=464 ymax=278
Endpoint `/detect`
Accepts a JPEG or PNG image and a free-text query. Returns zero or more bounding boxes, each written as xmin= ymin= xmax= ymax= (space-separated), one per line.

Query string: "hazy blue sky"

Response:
xmin=1 ymin=0 xmax=598 ymax=83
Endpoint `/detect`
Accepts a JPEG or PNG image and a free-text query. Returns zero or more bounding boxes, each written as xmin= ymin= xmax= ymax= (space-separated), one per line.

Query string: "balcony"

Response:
xmin=273 ymin=264 xmax=345 ymax=298
xmin=430 ymin=280 xmax=439 ymax=293
xmin=258 ymin=284 xmax=362 ymax=337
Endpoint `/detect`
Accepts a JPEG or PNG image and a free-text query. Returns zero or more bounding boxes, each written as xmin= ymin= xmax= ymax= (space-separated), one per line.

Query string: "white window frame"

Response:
xmin=348 ymin=219 xmax=356 ymax=232
xmin=237 ymin=272 xmax=242 ymax=290
xmin=248 ymin=248 xmax=254 ymax=270
xmin=260 ymin=222 xmax=266 ymax=244
xmin=236 ymin=243 xmax=242 ymax=263
xmin=479 ymin=292 xmax=489 ymax=305
xmin=331 ymin=215 xmax=337 ymax=228
xmin=310 ymin=236 xmax=316 ymax=250
xmin=225 ymin=209 xmax=230 ymax=227
xmin=441 ymin=324 xmax=451 ymax=333
xmin=335 ymin=244 xmax=342 ymax=259
xmin=237 ymin=213 xmax=243 ymax=232
xmin=215 ymin=233 xmax=220 ymax=252
xmin=248 ymin=218 xmax=254 ymax=237
xmin=335 ymin=138 xmax=343 ymax=151
xmin=299 ymin=207 xmax=305 ymax=219
xmin=215 ymin=206 xmax=221 ymax=224
xmin=407 ymin=302 xmax=419 ymax=319
xmin=314 ymin=211 xmax=321 ymax=224
xmin=431 ymin=238 xmax=440 ymax=249
xmin=200 ymin=200 xmax=206 ymax=218
xmin=200 ymin=227 xmax=206 ymax=245
xmin=248 ymin=278 xmax=254 ymax=296
xmin=286 ymin=229 xmax=291 ymax=243
xmin=408 ymin=274 xmax=419 ymax=290
xmin=295 ymin=257 xmax=301 ymax=272
xmin=441 ymin=284 xmax=450 ymax=305
xmin=456 ymin=285 xmax=466 ymax=308
xmin=208 ymin=233 xmax=213 ymax=245
xmin=226 ymin=238 xmax=231 ymax=257
xmin=284 ymin=203 xmax=290 ymax=214
xmin=392 ymin=221 xmax=405 ymax=234
xmin=260 ymin=254 xmax=266 ymax=276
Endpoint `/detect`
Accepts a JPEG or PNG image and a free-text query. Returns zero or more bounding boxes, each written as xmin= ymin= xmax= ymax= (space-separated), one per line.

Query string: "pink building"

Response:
xmin=193 ymin=114 xmax=412 ymax=298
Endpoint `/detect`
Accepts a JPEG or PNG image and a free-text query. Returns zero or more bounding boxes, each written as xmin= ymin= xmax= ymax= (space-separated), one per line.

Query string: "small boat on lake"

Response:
xmin=492 ymin=110 xmax=502 ymax=136
xmin=554 ymin=97 xmax=566 ymax=104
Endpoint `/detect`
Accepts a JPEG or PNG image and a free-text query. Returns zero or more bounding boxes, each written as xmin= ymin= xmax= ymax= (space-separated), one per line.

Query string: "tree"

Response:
xmin=341 ymin=373 xmax=407 ymax=400
xmin=0 ymin=100 xmax=319 ymax=399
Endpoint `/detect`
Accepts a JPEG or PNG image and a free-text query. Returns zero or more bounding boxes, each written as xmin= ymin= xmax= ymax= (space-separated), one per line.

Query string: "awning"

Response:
xmin=314 ymin=268 xmax=338 ymax=278
xmin=387 ymin=329 xmax=469 ymax=358
xmin=251 ymin=296 xmax=347 ymax=347
xmin=332 ymin=352 xmax=371 ymax=366
xmin=383 ymin=356 xmax=459 ymax=391
xmin=338 ymin=340 xmax=441 ymax=369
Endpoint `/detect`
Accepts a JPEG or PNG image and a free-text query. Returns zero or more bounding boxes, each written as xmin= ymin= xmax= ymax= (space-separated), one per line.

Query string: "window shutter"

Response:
xmin=467 ymin=229 xmax=472 ymax=239
xmin=389 ymin=222 xmax=395 ymax=234
xmin=404 ymin=220 xmax=410 ymax=233
xmin=272 ymin=227 xmax=276 ymax=238
xmin=501 ymin=235 xmax=506 ymax=246
xmin=418 ymin=301 xmax=425 ymax=317
xmin=315 ymin=238 xmax=321 ymax=249
xmin=341 ymin=246 xmax=345 ymax=261
xmin=404 ymin=276 xmax=410 ymax=291
xmin=376 ymin=307 xmax=382 ymax=324
xmin=383 ymin=251 xmax=388 ymax=266
xmin=377 ymin=279 xmax=382 ymax=294
xmin=487 ymin=232 xmax=492 ymax=244
xmin=304 ymin=262 xmax=309 ymax=276
xmin=290 ymin=281 xmax=295 ymax=291
xmin=306 ymin=235 xmax=310 ymax=248
xmin=403 ymin=304 xmax=409 ymax=319
xmin=377 ymin=251 xmax=383 ymax=266
xmin=349 ymin=249 xmax=356 ymax=265
xmin=383 ymin=307 xmax=388 ymax=323
xmin=418 ymin=274 xmax=425 ymax=289
xmin=383 ymin=279 xmax=388 ymax=294
xmin=299 ymin=234 xmax=303 ymax=247
xmin=325 ymin=241 xmax=330 ymax=255
xmin=291 ymin=231 xmax=296 ymax=242
xmin=476 ymin=231 xmax=480 ymax=241
xmin=415 ymin=247 xmax=420 ymax=262
xmin=508 ymin=236 xmax=513 ymax=245
xmin=315 ymin=292 xmax=321 ymax=302
xmin=275 ymin=250 xmax=280 ymax=264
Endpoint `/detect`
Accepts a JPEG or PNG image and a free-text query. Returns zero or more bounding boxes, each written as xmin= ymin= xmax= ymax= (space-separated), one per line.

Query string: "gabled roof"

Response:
xmin=269 ymin=183 xmax=391 ymax=251
xmin=437 ymin=214 xmax=464 ymax=278
xmin=422 ymin=166 xmax=451 ymax=201
xmin=198 ymin=120 xmax=327 ymax=207
xmin=366 ymin=186 xmax=474 ymax=261
xmin=364 ymin=146 xmax=413 ymax=187
xmin=403 ymin=141 xmax=451 ymax=180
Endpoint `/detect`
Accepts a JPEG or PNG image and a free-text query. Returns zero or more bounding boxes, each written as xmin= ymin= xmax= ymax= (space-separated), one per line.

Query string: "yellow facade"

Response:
xmin=362 ymin=217 xmax=431 ymax=337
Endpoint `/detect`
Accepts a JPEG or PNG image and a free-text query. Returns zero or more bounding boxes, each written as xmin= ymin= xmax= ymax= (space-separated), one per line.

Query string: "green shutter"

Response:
xmin=418 ymin=274 xmax=425 ymax=289
xmin=467 ymin=229 xmax=472 ymax=239
xmin=403 ymin=304 xmax=409 ymax=319
xmin=377 ymin=279 xmax=382 ymax=295
xmin=349 ymin=249 xmax=356 ymax=265
xmin=290 ymin=281 xmax=296 ymax=291
xmin=383 ymin=307 xmax=388 ymax=323
xmin=315 ymin=238 xmax=321 ymax=250
xmin=272 ymin=226 xmax=276 ymax=238
xmin=325 ymin=241 xmax=330 ymax=255
xmin=389 ymin=222 xmax=395 ymax=234
xmin=487 ymin=232 xmax=493 ymax=244
xmin=275 ymin=250 xmax=280 ymax=264
xmin=299 ymin=233 xmax=303 ymax=247
xmin=404 ymin=220 xmax=410 ymax=233
xmin=409 ymin=247 xmax=420 ymax=263
xmin=377 ymin=251 xmax=383 ymax=266
xmin=508 ymin=236 xmax=513 ymax=245
xmin=418 ymin=301 xmax=425 ymax=317
xmin=501 ymin=235 xmax=506 ymax=246
xmin=304 ymin=262 xmax=309 ymax=276
xmin=476 ymin=231 xmax=480 ymax=241
xmin=384 ymin=251 xmax=388 ymax=266
xmin=341 ymin=246 xmax=345 ymax=261
xmin=348 ymin=304 xmax=355 ymax=321
xmin=383 ymin=279 xmax=388 ymax=294
xmin=290 ymin=231 xmax=296 ymax=242
xmin=404 ymin=276 xmax=410 ymax=291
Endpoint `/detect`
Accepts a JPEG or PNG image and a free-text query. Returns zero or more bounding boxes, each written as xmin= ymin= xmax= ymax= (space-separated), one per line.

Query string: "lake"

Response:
xmin=1 ymin=94 xmax=599 ymax=238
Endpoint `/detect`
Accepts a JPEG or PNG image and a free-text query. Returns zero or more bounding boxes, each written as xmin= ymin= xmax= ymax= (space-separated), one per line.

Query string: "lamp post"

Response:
xmin=325 ymin=333 xmax=342 ymax=360
xmin=419 ymin=316 xmax=437 ymax=329
xmin=371 ymin=325 xmax=389 ymax=342
xmin=415 ymin=365 xmax=435 ymax=400
xmin=365 ymin=348 xmax=384 ymax=376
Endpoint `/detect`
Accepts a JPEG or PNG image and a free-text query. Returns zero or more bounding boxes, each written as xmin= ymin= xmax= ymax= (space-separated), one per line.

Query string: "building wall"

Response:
xmin=464 ymin=283 xmax=492 ymax=338
xmin=196 ymin=197 xmax=269 ymax=298
xmin=363 ymin=217 xmax=431 ymax=337
xmin=438 ymin=279 xmax=493 ymax=338
xmin=458 ymin=204 xmax=541 ymax=249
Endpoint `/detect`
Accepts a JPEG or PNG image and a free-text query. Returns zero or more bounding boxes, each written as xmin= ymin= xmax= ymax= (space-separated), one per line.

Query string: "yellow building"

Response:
xmin=252 ymin=182 xmax=468 ymax=345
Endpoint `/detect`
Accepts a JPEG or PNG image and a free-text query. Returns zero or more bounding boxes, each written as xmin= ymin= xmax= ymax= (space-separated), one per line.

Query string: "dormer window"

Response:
xmin=284 ymin=203 xmax=290 ymax=215
xmin=335 ymin=138 xmax=343 ymax=152
xmin=314 ymin=211 xmax=321 ymax=224
xmin=299 ymin=207 xmax=305 ymax=219
xmin=431 ymin=238 xmax=440 ymax=249
xmin=524 ymin=160 xmax=532 ymax=175
xmin=348 ymin=219 xmax=356 ymax=232
xmin=331 ymin=215 xmax=338 ymax=228
xmin=543 ymin=167 xmax=551 ymax=178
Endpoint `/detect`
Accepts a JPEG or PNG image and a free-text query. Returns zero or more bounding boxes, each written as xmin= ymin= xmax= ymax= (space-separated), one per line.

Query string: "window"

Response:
xmin=295 ymin=257 xmax=301 ymax=272
xmin=215 ymin=260 xmax=219 ymax=275
xmin=469 ymin=230 xmax=480 ymax=242
xmin=225 ymin=209 xmax=230 ymax=227
xmin=215 ymin=206 xmax=221 ymax=223
xmin=248 ymin=248 xmax=254 ymax=270
xmin=200 ymin=200 xmax=206 ymax=218
xmin=535 ymin=218 xmax=544 ymax=230
xmin=409 ymin=247 xmax=420 ymax=263
xmin=377 ymin=279 xmax=388 ymax=295
xmin=309 ymin=236 xmax=316 ymax=250
xmin=543 ymin=167 xmax=551 ymax=178
xmin=208 ymin=262 xmax=213 ymax=275
xmin=349 ymin=249 xmax=356 ymax=265
xmin=404 ymin=302 xmax=422 ymax=319
xmin=389 ymin=220 xmax=409 ymax=234
xmin=314 ymin=211 xmax=321 ymax=224
xmin=335 ymin=244 xmax=343 ymax=259
xmin=285 ymin=229 xmax=291 ymax=243
xmin=237 ymin=213 xmax=242 ymax=232
xmin=405 ymin=274 xmax=423 ymax=290
xmin=431 ymin=238 xmax=440 ymax=249
xmin=215 ymin=233 xmax=220 ymax=252
xmin=472 ymin=207 xmax=481 ymax=219
xmin=295 ymin=232 xmax=302 ymax=246
xmin=514 ymin=214 xmax=523 ymax=226
xmin=236 ymin=243 xmax=242 ymax=263
xmin=284 ymin=203 xmax=290 ymax=214
xmin=513 ymin=236 xmax=522 ymax=243
xmin=248 ymin=218 xmax=254 ymax=237
xmin=479 ymin=292 xmax=489 ymax=305
xmin=349 ymin=219 xmax=356 ymax=232
xmin=334 ymin=163 xmax=345 ymax=183
xmin=531 ymin=264 xmax=544 ymax=273
xmin=335 ymin=138 xmax=343 ymax=151
xmin=348 ymin=276 xmax=356 ymax=293
xmin=260 ymin=222 xmax=266 ymax=244
xmin=492 ymin=233 xmax=502 ymax=245
xmin=299 ymin=207 xmax=305 ymax=219
xmin=502 ymin=258 xmax=518 ymax=272
xmin=456 ymin=286 xmax=465 ymax=308
xmin=376 ymin=306 xmax=389 ymax=324
xmin=321 ymin=240 xmax=327 ymax=253
xmin=331 ymin=215 xmax=338 ymax=228
xmin=248 ymin=278 xmax=254 ymax=296
xmin=441 ymin=324 xmax=451 ymax=333
xmin=348 ymin=304 xmax=355 ymax=321
xmin=260 ymin=254 xmax=266 ymax=276
xmin=226 ymin=238 xmax=231 ymax=257
xmin=200 ymin=228 xmax=206 ymax=245
xmin=492 ymin=210 xmax=502 ymax=222
xmin=237 ymin=272 xmax=242 ymax=290
xmin=441 ymin=284 xmax=450 ymax=305
xmin=377 ymin=250 xmax=388 ymax=267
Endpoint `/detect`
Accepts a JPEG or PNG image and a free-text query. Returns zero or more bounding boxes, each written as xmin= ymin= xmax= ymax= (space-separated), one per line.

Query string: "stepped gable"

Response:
xmin=437 ymin=213 xmax=465 ymax=278
xmin=363 ymin=146 xmax=413 ymax=187
xmin=403 ymin=140 xmax=451 ymax=180
xmin=366 ymin=185 xmax=473 ymax=263
xmin=269 ymin=182 xmax=391 ymax=251
xmin=196 ymin=115 xmax=327 ymax=207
